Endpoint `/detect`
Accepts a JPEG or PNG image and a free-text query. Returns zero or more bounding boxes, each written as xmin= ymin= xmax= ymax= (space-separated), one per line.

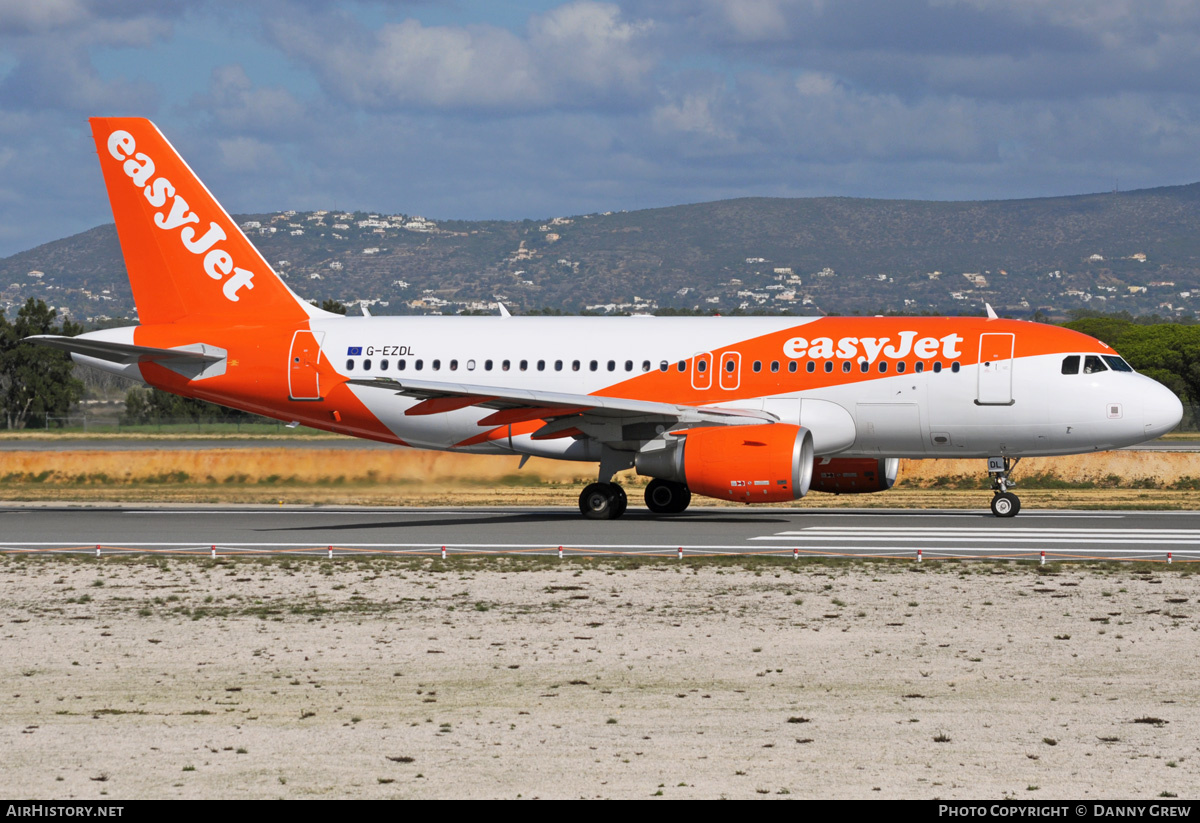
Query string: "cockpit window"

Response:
xmin=1102 ymin=355 xmax=1134 ymax=373
xmin=1083 ymin=355 xmax=1108 ymax=374
xmin=1061 ymin=355 xmax=1080 ymax=375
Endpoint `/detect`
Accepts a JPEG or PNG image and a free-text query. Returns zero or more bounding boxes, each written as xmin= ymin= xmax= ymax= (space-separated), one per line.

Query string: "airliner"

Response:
xmin=30 ymin=118 xmax=1184 ymax=519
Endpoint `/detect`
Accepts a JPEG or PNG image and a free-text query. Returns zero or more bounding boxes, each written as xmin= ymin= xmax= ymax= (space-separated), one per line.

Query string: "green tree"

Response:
xmin=0 ymin=298 xmax=85 ymax=429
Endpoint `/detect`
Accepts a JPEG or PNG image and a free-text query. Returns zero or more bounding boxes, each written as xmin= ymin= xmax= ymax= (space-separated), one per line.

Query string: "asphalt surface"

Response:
xmin=2 ymin=505 xmax=1197 ymax=563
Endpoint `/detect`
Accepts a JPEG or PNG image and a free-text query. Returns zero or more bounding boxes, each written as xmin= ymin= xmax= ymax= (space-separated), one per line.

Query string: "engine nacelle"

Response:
xmin=809 ymin=457 xmax=899 ymax=494
xmin=635 ymin=424 xmax=814 ymax=503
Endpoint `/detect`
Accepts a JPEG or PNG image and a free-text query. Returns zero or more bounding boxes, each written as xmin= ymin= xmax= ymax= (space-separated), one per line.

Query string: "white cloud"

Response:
xmin=267 ymin=2 xmax=655 ymax=112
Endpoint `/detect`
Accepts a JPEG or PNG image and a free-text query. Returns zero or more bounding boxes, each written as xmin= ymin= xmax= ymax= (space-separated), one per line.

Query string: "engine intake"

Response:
xmin=809 ymin=457 xmax=899 ymax=494
xmin=635 ymin=424 xmax=814 ymax=503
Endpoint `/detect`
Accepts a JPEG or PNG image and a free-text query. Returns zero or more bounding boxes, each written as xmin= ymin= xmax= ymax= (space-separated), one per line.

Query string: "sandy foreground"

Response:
xmin=2 ymin=556 xmax=1198 ymax=800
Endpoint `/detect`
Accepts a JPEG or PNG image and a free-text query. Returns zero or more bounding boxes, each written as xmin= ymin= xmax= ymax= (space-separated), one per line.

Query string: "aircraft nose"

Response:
xmin=1143 ymin=380 xmax=1183 ymax=441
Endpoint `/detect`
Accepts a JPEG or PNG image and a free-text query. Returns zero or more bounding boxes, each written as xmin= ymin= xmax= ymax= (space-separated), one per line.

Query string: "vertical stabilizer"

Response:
xmin=89 ymin=117 xmax=321 ymax=326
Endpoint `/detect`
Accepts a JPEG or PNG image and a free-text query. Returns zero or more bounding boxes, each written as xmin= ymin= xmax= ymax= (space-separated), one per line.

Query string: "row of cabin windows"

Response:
xmin=345 ymin=357 xmax=963 ymax=375
xmin=345 ymin=358 xmax=657 ymax=373
xmin=1061 ymin=354 xmax=1133 ymax=375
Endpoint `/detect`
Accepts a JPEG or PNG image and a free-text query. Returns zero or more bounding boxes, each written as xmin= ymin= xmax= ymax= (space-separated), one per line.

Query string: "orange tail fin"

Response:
xmin=89 ymin=117 xmax=319 ymax=326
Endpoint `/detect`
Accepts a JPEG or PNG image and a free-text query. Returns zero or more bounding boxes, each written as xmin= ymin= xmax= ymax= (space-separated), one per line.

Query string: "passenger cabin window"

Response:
xmin=432 ymin=359 xmax=441 ymax=370
xmin=519 ymin=359 xmax=528 ymax=371
xmin=677 ymin=361 xmax=686 ymax=372
xmin=573 ymin=360 xmax=581 ymax=371
xmin=449 ymin=359 xmax=458 ymax=371
xmin=363 ymin=359 xmax=372 ymax=371
xmin=1084 ymin=355 xmax=1108 ymax=374
xmin=1103 ymin=355 xmax=1133 ymax=372
xmin=915 ymin=362 xmax=924 ymax=373
xmin=824 ymin=361 xmax=833 ymax=373
xmin=502 ymin=360 xmax=511 ymax=371
xmin=641 ymin=360 xmax=651 ymax=372
xmin=345 ymin=359 xmax=355 ymax=371
xmin=380 ymin=360 xmax=389 ymax=371
xmin=878 ymin=361 xmax=887 ymax=373
xmin=771 ymin=361 xmax=780 ymax=373
xmin=859 ymin=361 xmax=869 ymax=373
xmin=725 ymin=360 xmax=735 ymax=373
xmin=607 ymin=360 xmax=616 ymax=371
xmin=466 ymin=360 xmax=475 ymax=370
xmin=752 ymin=361 xmax=762 ymax=373
xmin=932 ymin=362 xmax=942 ymax=373
xmin=896 ymin=361 xmax=906 ymax=374
xmin=537 ymin=360 xmax=545 ymax=371
xmin=951 ymin=362 xmax=960 ymax=373
xmin=788 ymin=362 xmax=797 ymax=373
xmin=590 ymin=360 xmax=599 ymax=371
xmin=806 ymin=362 xmax=815 ymax=373
xmin=697 ymin=360 xmax=707 ymax=373
xmin=625 ymin=360 xmax=633 ymax=371
xmin=659 ymin=361 xmax=669 ymax=372
xmin=554 ymin=360 xmax=563 ymax=371
xmin=842 ymin=362 xmax=851 ymax=373
xmin=484 ymin=360 xmax=493 ymax=371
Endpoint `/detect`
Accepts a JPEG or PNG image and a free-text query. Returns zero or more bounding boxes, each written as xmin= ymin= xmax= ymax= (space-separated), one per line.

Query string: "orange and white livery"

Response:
xmin=31 ymin=118 xmax=1184 ymax=518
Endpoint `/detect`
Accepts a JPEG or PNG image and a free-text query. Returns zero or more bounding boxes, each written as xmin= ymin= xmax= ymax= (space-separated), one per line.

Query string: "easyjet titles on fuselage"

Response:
xmin=782 ymin=331 xmax=964 ymax=364
xmin=105 ymin=130 xmax=256 ymax=303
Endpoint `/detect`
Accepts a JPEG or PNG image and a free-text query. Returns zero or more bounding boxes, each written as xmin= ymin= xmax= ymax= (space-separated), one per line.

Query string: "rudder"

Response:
xmin=90 ymin=117 xmax=318 ymax=326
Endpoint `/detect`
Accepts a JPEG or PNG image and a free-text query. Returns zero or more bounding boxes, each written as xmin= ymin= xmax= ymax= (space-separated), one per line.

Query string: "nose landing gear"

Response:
xmin=988 ymin=456 xmax=1021 ymax=518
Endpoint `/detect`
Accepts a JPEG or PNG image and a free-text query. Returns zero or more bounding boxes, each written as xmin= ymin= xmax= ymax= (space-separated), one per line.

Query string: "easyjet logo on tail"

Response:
xmin=106 ymin=130 xmax=255 ymax=303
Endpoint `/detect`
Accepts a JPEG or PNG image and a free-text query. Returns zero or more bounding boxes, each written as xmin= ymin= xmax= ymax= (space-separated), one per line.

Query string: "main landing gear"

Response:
xmin=988 ymin=456 xmax=1021 ymax=518
xmin=644 ymin=479 xmax=691 ymax=515
xmin=577 ymin=479 xmax=694 ymax=519
xmin=579 ymin=482 xmax=627 ymax=520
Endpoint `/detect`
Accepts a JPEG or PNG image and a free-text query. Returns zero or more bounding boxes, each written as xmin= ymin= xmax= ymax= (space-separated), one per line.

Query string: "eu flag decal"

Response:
xmin=347 ymin=346 xmax=363 ymax=356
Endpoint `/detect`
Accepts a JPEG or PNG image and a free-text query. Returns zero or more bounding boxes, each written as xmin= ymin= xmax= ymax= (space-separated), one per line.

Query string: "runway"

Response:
xmin=2 ymin=504 xmax=1198 ymax=563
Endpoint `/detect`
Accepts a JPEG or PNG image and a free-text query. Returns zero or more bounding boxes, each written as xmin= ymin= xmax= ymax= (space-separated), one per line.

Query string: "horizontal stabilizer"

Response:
xmin=27 ymin=335 xmax=227 ymax=381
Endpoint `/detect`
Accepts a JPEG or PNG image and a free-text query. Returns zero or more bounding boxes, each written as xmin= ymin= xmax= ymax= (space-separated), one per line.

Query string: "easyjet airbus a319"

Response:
xmin=31 ymin=118 xmax=1184 ymax=518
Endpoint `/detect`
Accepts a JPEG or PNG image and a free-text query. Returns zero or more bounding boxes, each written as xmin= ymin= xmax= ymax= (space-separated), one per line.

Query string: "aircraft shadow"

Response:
xmin=260 ymin=511 xmax=793 ymax=533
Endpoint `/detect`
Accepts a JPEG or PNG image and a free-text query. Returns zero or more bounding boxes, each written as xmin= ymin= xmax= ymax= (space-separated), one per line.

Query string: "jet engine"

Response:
xmin=635 ymin=423 xmax=814 ymax=503
xmin=809 ymin=457 xmax=899 ymax=494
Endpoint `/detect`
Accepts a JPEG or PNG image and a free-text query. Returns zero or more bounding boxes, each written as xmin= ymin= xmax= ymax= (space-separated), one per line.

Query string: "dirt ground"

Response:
xmin=2 ymin=555 xmax=1198 ymax=800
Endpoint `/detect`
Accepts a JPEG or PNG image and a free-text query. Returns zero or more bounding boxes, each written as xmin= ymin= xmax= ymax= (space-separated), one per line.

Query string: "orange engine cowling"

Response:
xmin=809 ymin=457 xmax=899 ymax=494
xmin=635 ymin=424 xmax=814 ymax=503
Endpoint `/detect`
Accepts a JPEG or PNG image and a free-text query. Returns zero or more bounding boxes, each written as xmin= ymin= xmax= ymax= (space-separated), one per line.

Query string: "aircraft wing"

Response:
xmin=344 ymin=376 xmax=777 ymax=427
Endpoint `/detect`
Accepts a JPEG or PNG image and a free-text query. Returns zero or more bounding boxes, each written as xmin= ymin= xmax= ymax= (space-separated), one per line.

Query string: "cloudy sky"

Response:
xmin=2 ymin=0 xmax=1200 ymax=257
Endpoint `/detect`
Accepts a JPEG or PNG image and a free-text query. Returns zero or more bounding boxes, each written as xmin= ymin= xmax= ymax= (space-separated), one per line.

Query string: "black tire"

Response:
xmin=645 ymin=479 xmax=691 ymax=514
xmin=609 ymin=483 xmax=628 ymax=518
xmin=580 ymin=482 xmax=617 ymax=520
xmin=990 ymin=492 xmax=1021 ymax=518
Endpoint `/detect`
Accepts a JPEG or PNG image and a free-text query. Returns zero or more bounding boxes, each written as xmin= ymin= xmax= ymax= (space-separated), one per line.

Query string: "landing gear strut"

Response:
xmin=579 ymin=482 xmax=627 ymax=520
xmin=644 ymin=479 xmax=691 ymax=514
xmin=988 ymin=457 xmax=1021 ymax=518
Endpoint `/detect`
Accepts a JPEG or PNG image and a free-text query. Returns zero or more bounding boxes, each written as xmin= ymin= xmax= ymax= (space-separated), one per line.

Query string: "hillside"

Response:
xmin=4 ymin=184 xmax=1200 ymax=323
